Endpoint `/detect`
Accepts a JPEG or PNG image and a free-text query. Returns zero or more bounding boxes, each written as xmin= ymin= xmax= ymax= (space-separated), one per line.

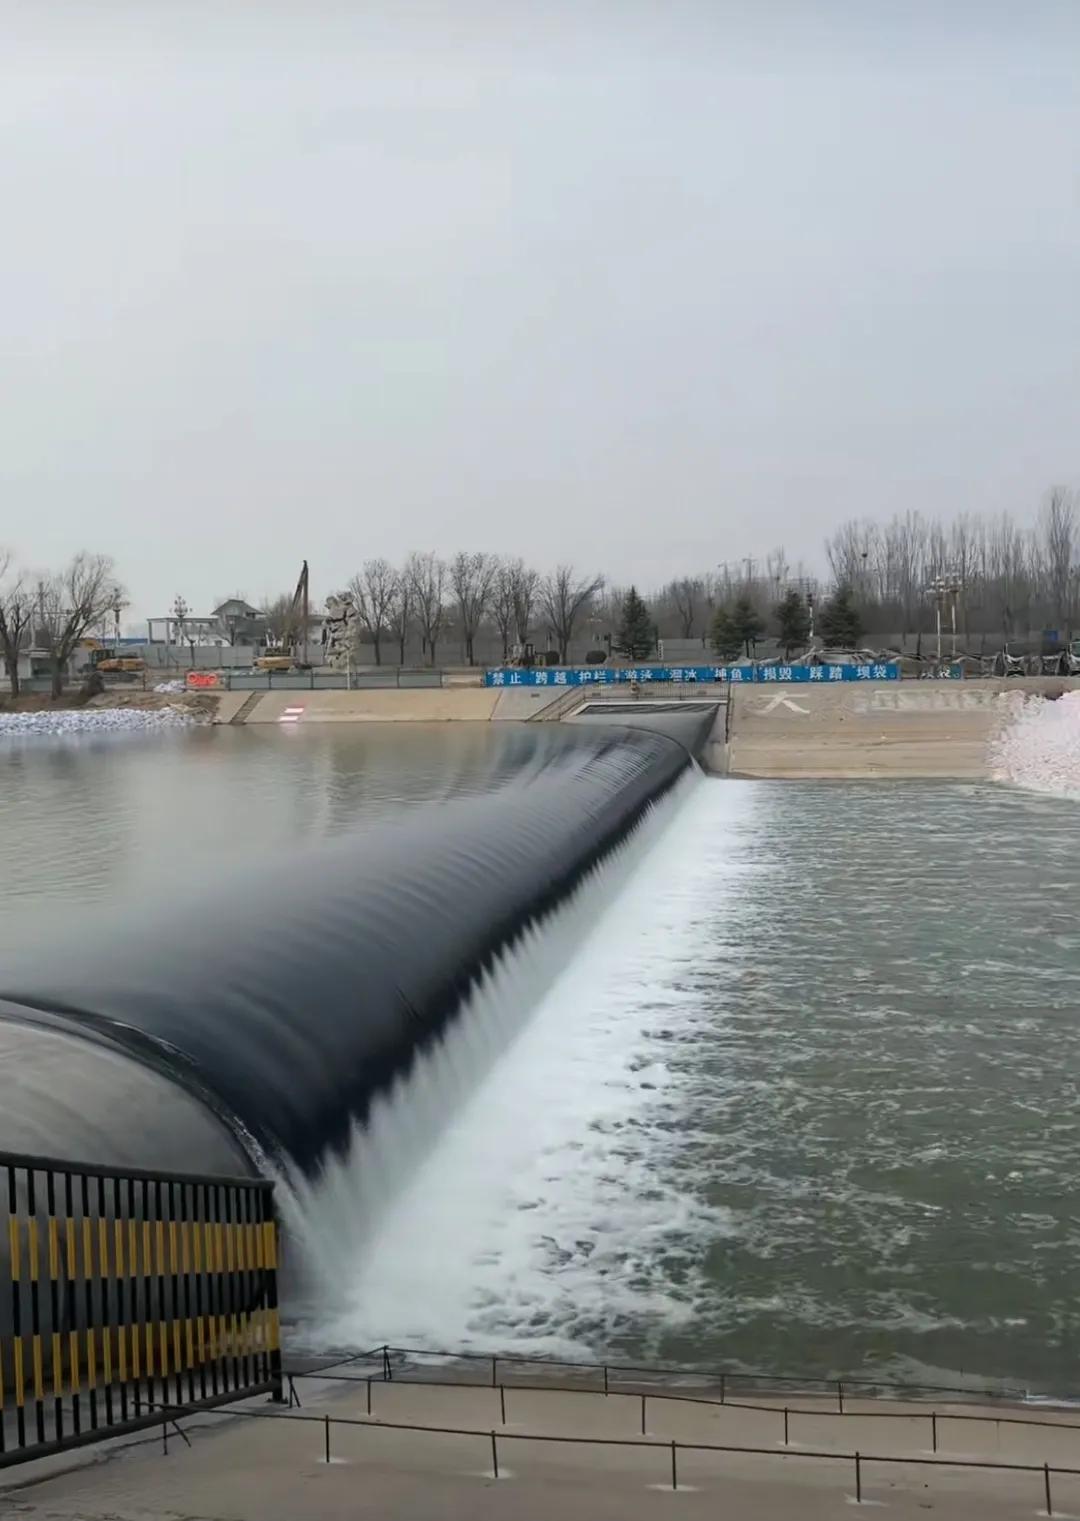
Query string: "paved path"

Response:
xmin=5 ymin=1379 xmax=1080 ymax=1519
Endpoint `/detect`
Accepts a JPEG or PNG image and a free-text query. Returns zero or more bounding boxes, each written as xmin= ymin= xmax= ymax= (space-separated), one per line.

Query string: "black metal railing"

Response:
xmin=295 ymin=1340 xmax=1031 ymax=1406
xmin=0 ymin=1150 xmax=282 ymax=1470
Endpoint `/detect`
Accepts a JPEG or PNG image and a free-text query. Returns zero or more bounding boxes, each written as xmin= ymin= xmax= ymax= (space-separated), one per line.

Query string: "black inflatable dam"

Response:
xmin=0 ymin=719 xmax=710 ymax=1185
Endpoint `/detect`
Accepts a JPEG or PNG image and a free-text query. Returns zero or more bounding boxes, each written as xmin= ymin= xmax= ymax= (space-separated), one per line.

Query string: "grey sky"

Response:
xmin=2 ymin=1 xmax=1077 ymax=619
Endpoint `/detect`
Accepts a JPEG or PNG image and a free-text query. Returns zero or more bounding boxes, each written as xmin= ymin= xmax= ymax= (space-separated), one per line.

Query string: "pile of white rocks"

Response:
xmin=990 ymin=689 xmax=1080 ymax=796
xmin=0 ymin=706 xmax=197 ymax=738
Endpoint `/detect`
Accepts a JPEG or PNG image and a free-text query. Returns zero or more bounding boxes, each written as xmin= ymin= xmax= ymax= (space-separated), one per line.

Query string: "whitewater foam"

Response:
xmin=283 ymin=774 xmax=758 ymax=1361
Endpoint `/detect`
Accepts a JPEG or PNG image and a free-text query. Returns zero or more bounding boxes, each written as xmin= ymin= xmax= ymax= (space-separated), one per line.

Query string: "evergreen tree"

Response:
xmin=820 ymin=585 xmax=864 ymax=648
xmin=711 ymin=606 xmax=743 ymax=661
xmin=775 ymin=588 xmax=811 ymax=658
xmin=732 ymin=594 xmax=765 ymax=657
xmin=615 ymin=585 xmax=654 ymax=660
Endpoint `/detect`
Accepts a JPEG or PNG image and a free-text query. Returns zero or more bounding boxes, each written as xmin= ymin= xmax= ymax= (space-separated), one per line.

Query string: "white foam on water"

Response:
xmin=990 ymin=690 xmax=1080 ymax=797
xmin=283 ymin=774 xmax=758 ymax=1360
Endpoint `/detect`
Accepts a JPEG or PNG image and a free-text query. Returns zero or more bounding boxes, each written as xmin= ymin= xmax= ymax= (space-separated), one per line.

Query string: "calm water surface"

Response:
xmin=1 ymin=725 xmax=1078 ymax=1389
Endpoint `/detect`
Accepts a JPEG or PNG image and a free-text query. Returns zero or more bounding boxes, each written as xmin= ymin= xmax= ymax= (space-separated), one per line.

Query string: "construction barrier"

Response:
xmin=0 ymin=1150 xmax=281 ymax=1469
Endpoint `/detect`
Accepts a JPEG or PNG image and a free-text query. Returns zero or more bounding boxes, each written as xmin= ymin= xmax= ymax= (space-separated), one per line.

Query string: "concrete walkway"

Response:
xmin=725 ymin=679 xmax=1074 ymax=779
xmin=5 ymin=1378 xmax=1080 ymax=1519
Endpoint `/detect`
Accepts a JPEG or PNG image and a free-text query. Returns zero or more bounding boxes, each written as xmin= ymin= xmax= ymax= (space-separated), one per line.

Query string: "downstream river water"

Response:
xmin=2 ymin=724 xmax=1077 ymax=1392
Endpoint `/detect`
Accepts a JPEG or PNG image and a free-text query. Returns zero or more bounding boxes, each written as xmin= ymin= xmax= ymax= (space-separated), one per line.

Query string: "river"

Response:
xmin=2 ymin=723 xmax=1077 ymax=1390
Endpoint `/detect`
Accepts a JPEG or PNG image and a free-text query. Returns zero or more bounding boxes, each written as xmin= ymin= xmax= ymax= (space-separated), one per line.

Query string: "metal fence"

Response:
xmin=186 ymin=669 xmax=448 ymax=692
xmin=0 ymin=1150 xmax=282 ymax=1470
xmin=319 ymin=1341 xmax=1030 ymax=1405
xmin=143 ymin=1341 xmax=1080 ymax=1514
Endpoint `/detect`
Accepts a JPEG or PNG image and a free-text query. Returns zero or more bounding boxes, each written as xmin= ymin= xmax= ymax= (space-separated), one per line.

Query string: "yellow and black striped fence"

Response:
xmin=0 ymin=1149 xmax=282 ymax=1469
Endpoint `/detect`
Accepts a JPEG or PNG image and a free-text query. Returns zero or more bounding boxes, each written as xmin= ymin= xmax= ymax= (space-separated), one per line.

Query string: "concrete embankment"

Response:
xmin=213 ymin=686 xmax=571 ymax=724
xmin=205 ymin=678 xmax=1072 ymax=783
xmin=727 ymin=678 xmax=1079 ymax=780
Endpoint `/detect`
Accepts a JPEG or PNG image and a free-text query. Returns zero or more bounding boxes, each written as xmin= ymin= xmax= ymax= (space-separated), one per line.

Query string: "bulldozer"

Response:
xmin=86 ymin=645 xmax=146 ymax=676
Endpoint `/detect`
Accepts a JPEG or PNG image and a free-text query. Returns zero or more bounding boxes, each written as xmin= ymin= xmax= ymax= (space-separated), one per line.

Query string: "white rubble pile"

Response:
xmin=990 ymin=689 xmax=1080 ymax=796
xmin=0 ymin=706 xmax=197 ymax=738
xmin=153 ymin=679 xmax=187 ymax=694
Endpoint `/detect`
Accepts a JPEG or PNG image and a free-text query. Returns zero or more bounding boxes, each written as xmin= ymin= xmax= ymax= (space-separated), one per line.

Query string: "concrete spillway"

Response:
xmin=0 ymin=718 xmax=713 ymax=1184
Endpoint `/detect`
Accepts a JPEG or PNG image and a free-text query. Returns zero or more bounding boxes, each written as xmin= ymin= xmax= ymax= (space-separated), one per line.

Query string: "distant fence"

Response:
xmin=485 ymin=663 xmax=905 ymax=688
xmin=184 ymin=669 xmax=448 ymax=692
xmin=0 ymin=1150 xmax=282 ymax=1470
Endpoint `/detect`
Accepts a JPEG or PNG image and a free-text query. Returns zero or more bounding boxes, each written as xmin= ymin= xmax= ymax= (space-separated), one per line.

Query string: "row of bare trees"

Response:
xmin=0 ymin=550 xmax=122 ymax=697
xmin=337 ymin=554 xmax=604 ymax=665
xmin=823 ymin=490 xmax=1080 ymax=643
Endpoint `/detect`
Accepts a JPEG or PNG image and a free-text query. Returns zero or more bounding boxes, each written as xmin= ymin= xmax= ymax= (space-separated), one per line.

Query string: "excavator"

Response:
xmin=254 ymin=561 xmax=310 ymax=671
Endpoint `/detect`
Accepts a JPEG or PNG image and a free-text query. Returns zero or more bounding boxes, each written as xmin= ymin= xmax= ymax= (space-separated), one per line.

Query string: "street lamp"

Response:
xmin=925 ymin=572 xmax=962 ymax=663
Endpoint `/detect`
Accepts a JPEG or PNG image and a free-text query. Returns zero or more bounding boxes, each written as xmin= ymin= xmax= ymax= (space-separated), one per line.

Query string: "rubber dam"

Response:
xmin=0 ymin=714 xmax=717 ymax=1224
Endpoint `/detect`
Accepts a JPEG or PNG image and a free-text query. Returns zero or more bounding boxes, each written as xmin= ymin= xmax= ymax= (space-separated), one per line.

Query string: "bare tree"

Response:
xmin=449 ymin=551 xmax=497 ymax=665
xmin=385 ymin=572 xmax=413 ymax=665
xmin=883 ymin=512 xmax=925 ymax=642
xmin=261 ymin=592 xmax=306 ymax=651
xmin=489 ymin=559 xmax=516 ymax=661
xmin=667 ymin=576 xmax=704 ymax=638
xmin=35 ymin=553 xmax=121 ymax=698
xmin=1040 ymin=487 xmax=1076 ymax=632
xmin=212 ymin=594 xmax=249 ymax=645
xmin=346 ymin=558 xmax=400 ymax=666
xmin=404 ymin=551 xmax=447 ymax=666
xmin=826 ymin=520 xmax=878 ymax=608
xmin=764 ymin=546 xmax=790 ymax=608
xmin=510 ymin=561 xmax=539 ymax=646
xmin=0 ymin=551 xmax=36 ymax=698
xmin=538 ymin=565 xmax=604 ymax=663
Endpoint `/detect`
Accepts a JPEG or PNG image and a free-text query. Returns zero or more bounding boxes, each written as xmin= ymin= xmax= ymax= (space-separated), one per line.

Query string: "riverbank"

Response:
xmin=198 ymin=678 xmax=1074 ymax=783
xmin=2 ymin=680 xmax=1067 ymax=785
xmin=0 ymin=689 xmax=216 ymax=734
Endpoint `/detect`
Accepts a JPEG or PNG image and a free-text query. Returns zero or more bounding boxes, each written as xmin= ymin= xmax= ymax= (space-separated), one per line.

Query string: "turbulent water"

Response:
xmin=2 ymin=720 xmax=1080 ymax=1390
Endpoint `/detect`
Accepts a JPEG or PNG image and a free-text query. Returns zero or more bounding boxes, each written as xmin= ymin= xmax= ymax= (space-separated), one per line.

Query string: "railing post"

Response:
xmin=383 ymin=1346 xmax=391 ymax=1382
xmin=324 ymin=1414 xmax=330 ymax=1464
xmin=366 ymin=1377 xmax=372 ymax=1417
xmin=671 ymin=1440 xmax=678 ymax=1491
xmin=491 ymin=1356 xmax=497 ymax=1389
xmin=1045 ymin=1462 xmax=1053 ymax=1516
xmin=500 ymin=1385 xmax=506 ymax=1426
xmin=263 ymin=1190 xmax=284 ymax=1403
xmin=490 ymin=1430 xmax=499 ymax=1479
xmin=783 ymin=1407 xmax=789 ymax=1446
xmin=931 ymin=1411 xmax=937 ymax=1453
xmin=837 ymin=1379 xmax=844 ymax=1414
xmin=641 ymin=1395 xmax=646 ymax=1435
xmin=603 ymin=1365 xmax=609 ymax=1396
xmin=720 ymin=1372 xmax=726 ymax=1404
xmin=855 ymin=1451 xmax=861 ymax=1504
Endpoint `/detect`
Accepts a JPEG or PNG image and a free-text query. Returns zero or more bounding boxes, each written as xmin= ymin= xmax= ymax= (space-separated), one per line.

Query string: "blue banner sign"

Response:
xmin=485 ymin=662 xmax=902 ymax=688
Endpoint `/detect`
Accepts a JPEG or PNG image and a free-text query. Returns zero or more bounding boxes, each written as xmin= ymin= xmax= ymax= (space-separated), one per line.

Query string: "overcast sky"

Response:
xmin=1 ymin=1 xmax=1077 ymax=620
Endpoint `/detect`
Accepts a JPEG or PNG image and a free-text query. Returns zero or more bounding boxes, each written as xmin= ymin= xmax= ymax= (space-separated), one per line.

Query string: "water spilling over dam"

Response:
xmin=1 ymin=707 xmax=1080 ymax=1389
xmin=0 ymin=719 xmax=710 ymax=1182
